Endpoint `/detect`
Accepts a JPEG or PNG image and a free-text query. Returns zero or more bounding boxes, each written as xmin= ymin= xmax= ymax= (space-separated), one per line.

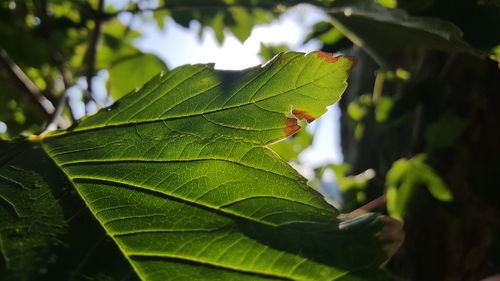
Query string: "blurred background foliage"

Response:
xmin=0 ymin=0 xmax=499 ymax=280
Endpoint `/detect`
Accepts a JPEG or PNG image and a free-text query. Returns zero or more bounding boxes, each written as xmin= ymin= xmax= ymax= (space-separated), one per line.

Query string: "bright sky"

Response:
xmin=129 ymin=5 xmax=324 ymax=70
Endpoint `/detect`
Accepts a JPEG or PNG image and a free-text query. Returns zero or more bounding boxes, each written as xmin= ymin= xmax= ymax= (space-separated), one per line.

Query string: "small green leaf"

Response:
xmin=153 ymin=10 xmax=170 ymax=30
xmin=228 ymin=7 xmax=253 ymax=42
xmin=347 ymin=101 xmax=367 ymax=121
xmin=385 ymin=154 xmax=452 ymax=220
xmin=107 ymin=53 xmax=168 ymax=100
xmin=375 ymin=0 xmax=397 ymax=8
xmin=375 ymin=96 xmax=394 ymax=123
xmin=209 ymin=11 xmax=226 ymax=44
xmin=304 ymin=21 xmax=345 ymax=46
xmin=258 ymin=43 xmax=290 ymax=61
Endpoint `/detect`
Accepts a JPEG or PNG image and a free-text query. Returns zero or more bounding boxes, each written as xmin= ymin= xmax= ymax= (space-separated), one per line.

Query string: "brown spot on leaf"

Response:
xmin=292 ymin=109 xmax=315 ymax=123
xmin=314 ymin=51 xmax=339 ymax=63
xmin=284 ymin=118 xmax=301 ymax=137
xmin=277 ymin=53 xmax=286 ymax=65
xmin=313 ymin=51 xmax=358 ymax=74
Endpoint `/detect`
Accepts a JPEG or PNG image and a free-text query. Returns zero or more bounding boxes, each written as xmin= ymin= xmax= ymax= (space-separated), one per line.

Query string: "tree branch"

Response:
xmin=338 ymin=195 xmax=387 ymax=219
xmin=55 ymin=52 xmax=77 ymax=122
xmin=85 ymin=0 xmax=105 ymax=105
xmin=43 ymin=51 xmax=75 ymax=133
xmin=0 ymin=49 xmax=54 ymax=118
xmin=35 ymin=0 xmax=74 ymax=131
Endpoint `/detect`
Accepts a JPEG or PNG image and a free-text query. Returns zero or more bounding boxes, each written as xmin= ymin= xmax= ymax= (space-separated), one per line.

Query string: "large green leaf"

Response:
xmin=3 ymin=52 xmax=393 ymax=280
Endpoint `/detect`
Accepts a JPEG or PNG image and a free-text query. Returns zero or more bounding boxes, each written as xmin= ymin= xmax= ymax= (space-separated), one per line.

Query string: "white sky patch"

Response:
xmin=128 ymin=5 xmax=327 ymax=69
xmin=0 ymin=121 xmax=7 ymax=133
xmin=300 ymin=104 xmax=344 ymax=165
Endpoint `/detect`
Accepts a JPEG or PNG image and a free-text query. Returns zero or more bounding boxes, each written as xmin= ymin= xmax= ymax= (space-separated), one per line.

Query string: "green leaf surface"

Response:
xmin=107 ymin=53 xmax=168 ymax=100
xmin=0 ymin=140 xmax=142 ymax=281
xmin=0 ymin=140 xmax=66 ymax=280
xmin=3 ymin=52 xmax=393 ymax=280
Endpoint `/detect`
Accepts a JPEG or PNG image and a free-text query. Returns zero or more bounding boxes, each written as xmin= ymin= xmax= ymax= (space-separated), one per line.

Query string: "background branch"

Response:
xmin=0 ymin=49 xmax=54 ymax=118
xmin=34 ymin=0 xmax=76 ymax=130
xmin=85 ymin=0 xmax=105 ymax=106
xmin=43 ymin=51 xmax=75 ymax=133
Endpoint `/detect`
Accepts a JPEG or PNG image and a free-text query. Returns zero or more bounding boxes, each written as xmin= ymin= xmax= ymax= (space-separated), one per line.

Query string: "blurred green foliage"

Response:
xmin=386 ymin=154 xmax=452 ymax=221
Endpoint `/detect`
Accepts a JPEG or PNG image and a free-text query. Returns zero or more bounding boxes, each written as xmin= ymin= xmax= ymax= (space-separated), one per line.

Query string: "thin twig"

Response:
xmin=347 ymin=195 xmax=387 ymax=217
xmin=85 ymin=0 xmax=105 ymax=106
xmin=53 ymin=52 xmax=73 ymax=97
xmin=0 ymin=49 xmax=54 ymax=117
xmin=43 ymin=92 xmax=68 ymax=133
xmin=44 ymin=52 xmax=74 ymax=132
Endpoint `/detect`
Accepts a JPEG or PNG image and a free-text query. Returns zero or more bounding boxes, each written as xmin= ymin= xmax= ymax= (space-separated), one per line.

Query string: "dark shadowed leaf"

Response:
xmin=327 ymin=0 xmax=477 ymax=68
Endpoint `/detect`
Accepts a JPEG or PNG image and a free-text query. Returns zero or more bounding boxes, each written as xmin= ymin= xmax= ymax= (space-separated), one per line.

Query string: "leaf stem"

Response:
xmin=347 ymin=195 xmax=387 ymax=217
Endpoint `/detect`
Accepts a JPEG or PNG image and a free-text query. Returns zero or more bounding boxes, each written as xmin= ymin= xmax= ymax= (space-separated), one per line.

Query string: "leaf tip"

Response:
xmin=284 ymin=118 xmax=301 ymax=137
